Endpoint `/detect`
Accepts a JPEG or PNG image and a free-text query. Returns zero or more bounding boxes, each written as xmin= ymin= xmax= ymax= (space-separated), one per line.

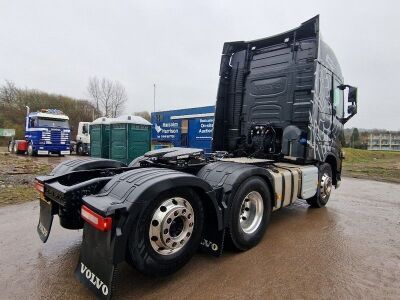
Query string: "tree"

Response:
xmin=0 ymin=80 xmax=18 ymax=105
xmin=134 ymin=111 xmax=151 ymax=122
xmin=339 ymin=130 xmax=346 ymax=147
xmin=350 ymin=128 xmax=361 ymax=148
xmin=87 ymin=77 xmax=127 ymax=118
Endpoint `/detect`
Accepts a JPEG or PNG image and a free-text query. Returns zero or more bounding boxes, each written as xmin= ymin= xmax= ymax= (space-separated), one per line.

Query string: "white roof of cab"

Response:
xmin=29 ymin=112 xmax=69 ymax=120
xmin=109 ymin=115 xmax=152 ymax=125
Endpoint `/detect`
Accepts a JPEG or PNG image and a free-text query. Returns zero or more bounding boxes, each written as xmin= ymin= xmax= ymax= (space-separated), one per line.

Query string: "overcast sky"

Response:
xmin=1 ymin=0 xmax=399 ymax=130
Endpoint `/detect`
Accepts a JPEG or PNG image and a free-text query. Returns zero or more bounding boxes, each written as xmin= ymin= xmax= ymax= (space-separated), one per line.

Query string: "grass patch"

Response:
xmin=0 ymin=185 xmax=39 ymax=207
xmin=342 ymin=148 xmax=400 ymax=183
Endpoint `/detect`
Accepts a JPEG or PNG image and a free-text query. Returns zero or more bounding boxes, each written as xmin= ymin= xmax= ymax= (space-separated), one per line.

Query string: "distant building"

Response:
xmin=151 ymin=106 xmax=215 ymax=153
xmin=368 ymin=133 xmax=400 ymax=151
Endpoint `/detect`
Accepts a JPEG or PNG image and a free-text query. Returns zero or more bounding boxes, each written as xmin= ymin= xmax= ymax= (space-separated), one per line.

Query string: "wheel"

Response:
xmin=27 ymin=143 xmax=36 ymax=156
xmin=9 ymin=142 xmax=14 ymax=153
xmin=127 ymin=188 xmax=204 ymax=277
xmin=13 ymin=143 xmax=19 ymax=154
xmin=227 ymin=176 xmax=272 ymax=251
xmin=77 ymin=143 xmax=84 ymax=155
xmin=306 ymin=163 xmax=333 ymax=208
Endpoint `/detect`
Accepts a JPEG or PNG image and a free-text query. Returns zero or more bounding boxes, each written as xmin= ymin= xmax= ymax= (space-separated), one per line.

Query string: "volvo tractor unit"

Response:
xmin=10 ymin=108 xmax=71 ymax=156
xmin=35 ymin=16 xmax=357 ymax=299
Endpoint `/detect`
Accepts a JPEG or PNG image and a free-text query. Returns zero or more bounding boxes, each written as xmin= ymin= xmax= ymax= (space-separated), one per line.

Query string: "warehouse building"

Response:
xmin=151 ymin=106 xmax=215 ymax=153
xmin=367 ymin=133 xmax=400 ymax=151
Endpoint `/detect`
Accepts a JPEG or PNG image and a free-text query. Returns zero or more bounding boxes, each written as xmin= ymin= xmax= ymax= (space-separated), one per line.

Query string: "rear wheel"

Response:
xmin=77 ymin=143 xmax=84 ymax=155
xmin=8 ymin=142 xmax=13 ymax=153
xmin=306 ymin=163 xmax=333 ymax=208
xmin=127 ymin=188 xmax=204 ymax=276
xmin=227 ymin=176 xmax=272 ymax=251
xmin=27 ymin=143 xmax=36 ymax=156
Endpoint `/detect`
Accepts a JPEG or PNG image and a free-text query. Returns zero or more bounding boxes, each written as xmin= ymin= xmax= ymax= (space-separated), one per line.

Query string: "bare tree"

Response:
xmin=87 ymin=77 xmax=127 ymax=118
xmin=0 ymin=80 xmax=18 ymax=105
xmin=134 ymin=111 xmax=151 ymax=121
xmin=111 ymin=81 xmax=128 ymax=118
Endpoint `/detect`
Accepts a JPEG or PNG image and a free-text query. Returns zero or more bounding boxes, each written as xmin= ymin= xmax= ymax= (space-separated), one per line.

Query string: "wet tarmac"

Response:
xmin=0 ymin=177 xmax=399 ymax=299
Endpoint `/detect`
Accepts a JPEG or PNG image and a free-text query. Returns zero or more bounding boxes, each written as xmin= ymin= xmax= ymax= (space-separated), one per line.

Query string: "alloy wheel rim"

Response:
xmin=320 ymin=173 xmax=332 ymax=200
xmin=239 ymin=191 xmax=264 ymax=234
xmin=149 ymin=197 xmax=194 ymax=255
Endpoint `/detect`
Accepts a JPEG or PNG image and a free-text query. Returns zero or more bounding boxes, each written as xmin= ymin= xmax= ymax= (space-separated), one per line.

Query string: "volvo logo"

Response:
xmin=80 ymin=262 xmax=109 ymax=296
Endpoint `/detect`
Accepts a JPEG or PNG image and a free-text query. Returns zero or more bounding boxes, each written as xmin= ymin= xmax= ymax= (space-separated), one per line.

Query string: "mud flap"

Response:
xmin=37 ymin=198 xmax=54 ymax=243
xmin=75 ymin=224 xmax=117 ymax=300
xmin=200 ymin=228 xmax=225 ymax=257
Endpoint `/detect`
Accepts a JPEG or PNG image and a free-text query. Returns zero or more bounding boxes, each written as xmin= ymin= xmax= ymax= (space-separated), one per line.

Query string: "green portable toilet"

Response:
xmin=109 ymin=115 xmax=152 ymax=164
xmin=90 ymin=117 xmax=110 ymax=159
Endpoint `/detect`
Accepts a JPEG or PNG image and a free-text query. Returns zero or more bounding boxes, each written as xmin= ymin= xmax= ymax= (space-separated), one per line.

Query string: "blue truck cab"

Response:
xmin=25 ymin=109 xmax=71 ymax=156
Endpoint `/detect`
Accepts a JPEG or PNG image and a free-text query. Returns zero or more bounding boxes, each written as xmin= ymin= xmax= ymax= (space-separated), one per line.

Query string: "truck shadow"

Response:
xmin=114 ymin=200 xmax=337 ymax=299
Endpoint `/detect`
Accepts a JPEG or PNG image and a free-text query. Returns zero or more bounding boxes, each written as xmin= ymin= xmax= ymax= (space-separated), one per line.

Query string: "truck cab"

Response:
xmin=213 ymin=15 xmax=357 ymax=186
xmin=75 ymin=122 xmax=90 ymax=155
xmin=25 ymin=109 xmax=71 ymax=156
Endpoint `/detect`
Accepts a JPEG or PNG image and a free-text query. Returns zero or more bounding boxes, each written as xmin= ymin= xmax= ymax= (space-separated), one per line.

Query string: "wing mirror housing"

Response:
xmin=338 ymin=84 xmax=358 ymax=124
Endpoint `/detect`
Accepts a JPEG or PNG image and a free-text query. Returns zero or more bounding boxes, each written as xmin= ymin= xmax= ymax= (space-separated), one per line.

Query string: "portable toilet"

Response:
xmin=90 ymin=117 xmax=110 ymax=159
xmin=109 ymin=115 xmax=152 ymax=164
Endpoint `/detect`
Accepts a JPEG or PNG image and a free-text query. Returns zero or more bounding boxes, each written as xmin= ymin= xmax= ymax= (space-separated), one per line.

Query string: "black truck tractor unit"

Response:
xmin=35 ymin=16 xmax=357 ymax=299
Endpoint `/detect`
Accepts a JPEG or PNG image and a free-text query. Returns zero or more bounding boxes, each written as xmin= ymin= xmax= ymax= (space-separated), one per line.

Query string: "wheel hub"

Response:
xmin=320 ymin=173 xmax=332 ymax=200
xmin=149 ymin=197 xmax=194 ymax=255
xmin=239 ymin=191 xmax=264 ymax=234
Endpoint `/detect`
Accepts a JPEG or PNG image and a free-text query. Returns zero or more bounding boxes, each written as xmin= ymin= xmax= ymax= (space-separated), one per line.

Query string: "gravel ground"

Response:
xmin=0 ymin=177 xmax=399 ymax=299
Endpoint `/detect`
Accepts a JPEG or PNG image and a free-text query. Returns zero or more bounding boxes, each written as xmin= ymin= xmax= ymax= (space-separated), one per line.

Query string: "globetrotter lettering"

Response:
xmin=80 ymin=262 xmax=109 ymax=296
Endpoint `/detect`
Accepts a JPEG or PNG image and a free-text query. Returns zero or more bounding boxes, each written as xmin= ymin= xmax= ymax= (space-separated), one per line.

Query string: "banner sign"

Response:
xmin=0 ymin=129 xmax=16 ymax=137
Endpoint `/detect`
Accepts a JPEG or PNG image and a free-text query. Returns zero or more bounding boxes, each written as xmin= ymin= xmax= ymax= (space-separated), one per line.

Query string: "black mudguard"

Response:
xmin=36 ymin=158 xmax=127 ymax=242
xmin=76 ymin=167 xmax=225 ymax=298
xmin=197 ymin=161 xmax=275 ymax=226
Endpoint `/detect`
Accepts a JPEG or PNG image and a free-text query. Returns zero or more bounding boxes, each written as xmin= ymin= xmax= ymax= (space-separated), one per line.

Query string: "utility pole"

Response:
xmin=153 ymin=83 xmax=156 ymax=113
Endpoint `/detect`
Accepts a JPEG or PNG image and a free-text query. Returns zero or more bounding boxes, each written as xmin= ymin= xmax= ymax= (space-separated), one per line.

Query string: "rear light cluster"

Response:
xmin=35 ymin=181 xmax=44 ymax=193
xmin=81 ymin=205 xmax=112 ymax=231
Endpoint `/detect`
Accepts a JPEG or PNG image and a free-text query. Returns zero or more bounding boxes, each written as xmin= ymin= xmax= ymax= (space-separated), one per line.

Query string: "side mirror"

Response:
xmin=339 ymin=84 xmax=358 ymax=124
xmin=348 ymin=86 xmax=357 ymax=104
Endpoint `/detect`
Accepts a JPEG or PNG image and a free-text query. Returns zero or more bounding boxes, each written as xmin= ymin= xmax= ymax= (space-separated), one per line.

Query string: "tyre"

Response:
xmin=27 ymin=143 xmax=36 ymax=156
xmin=306 ymin=163 xmax=333 ymax=208
xmin=77 ymin=143 xmax=84 ymax=156
xmin=127 ymin=188 xmax=204 ymax=277
xmin=227 ymin=176 xmax=272 ymax=251
xmin=13 ymin=143 xmax=19 ymax=154
xmin=9 ymin=142 xmax=14 ymax=153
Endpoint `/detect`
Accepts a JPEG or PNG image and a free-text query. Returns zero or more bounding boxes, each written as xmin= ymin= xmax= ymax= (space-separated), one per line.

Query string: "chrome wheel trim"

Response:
xmin=239 ymin=191 xmax=264 ymax=234
xmin=27 ymin=144 xmax=33 ymax=156
xmin=13 ymin=143 xmax=17 ymax=153
xmin=149 ymin=197 xmax=194 ymax=256
xmin=320 ymin=173 xmax=332 ymax=200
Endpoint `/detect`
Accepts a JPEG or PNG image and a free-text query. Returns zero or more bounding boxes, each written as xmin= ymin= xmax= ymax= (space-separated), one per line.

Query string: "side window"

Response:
xmin=30 ymin=117 xmax=36 ymax=128
xmin=333 ymin=78 xmax=344 ymax=118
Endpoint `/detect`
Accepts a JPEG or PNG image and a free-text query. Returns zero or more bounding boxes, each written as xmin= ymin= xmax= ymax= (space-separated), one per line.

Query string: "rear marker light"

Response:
xmin=35 ymin=181 xmax=44 ymax=193
xmin=81 ymin=205 xmax=112 ymax=231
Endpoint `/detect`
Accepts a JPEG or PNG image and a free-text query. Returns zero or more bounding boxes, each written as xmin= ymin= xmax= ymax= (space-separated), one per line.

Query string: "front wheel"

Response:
xmin=227 ymin=176 xmax=272 ymax=251
xmin=127 ymin=188 xmax=204 ymax=277
xmin=306 ymin=163 xmax=333 ymax=208
xmin=9 ymin=142 xmax=14 ymax=153
xmin=27 ymin=143 xmax=36 ymax=156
